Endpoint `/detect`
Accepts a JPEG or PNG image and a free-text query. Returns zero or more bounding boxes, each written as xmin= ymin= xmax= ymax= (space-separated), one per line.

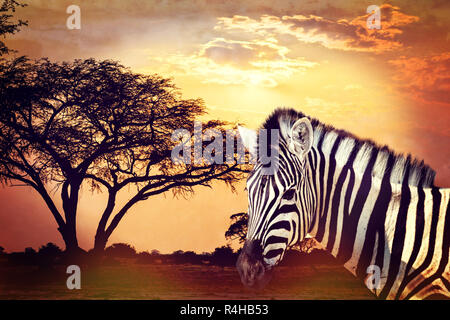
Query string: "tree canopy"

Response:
xmin=225 ymin=212 xmax=248 ymax=244
xmin=0 ymin=0 xmax=27 ymax=56
xmin=0 ymin=57 xmax=247 ymax=253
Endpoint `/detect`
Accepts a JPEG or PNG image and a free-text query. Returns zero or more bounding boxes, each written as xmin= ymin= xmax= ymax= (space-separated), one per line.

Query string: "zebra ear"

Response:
xmin=238 ymin=126 xmax=257 ymax=154
xmin=288 ymin=117 xmax=313 ymax=159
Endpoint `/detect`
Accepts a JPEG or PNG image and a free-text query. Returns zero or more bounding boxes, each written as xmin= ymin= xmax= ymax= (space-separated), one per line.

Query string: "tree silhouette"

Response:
xmin=0 ymin=58 xmax=247 ymax=253
xmin=0 ymin=0 xmax=27 ymax=56
xmin=225 ymin=212 xmax=247 ymax=244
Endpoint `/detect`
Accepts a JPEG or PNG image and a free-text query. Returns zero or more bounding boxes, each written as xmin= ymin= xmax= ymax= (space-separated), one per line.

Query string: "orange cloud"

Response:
xmin=216 ymin=4 xmax=419 ymax=53
xmin=389 ymin=52 xmax=450 ymax=105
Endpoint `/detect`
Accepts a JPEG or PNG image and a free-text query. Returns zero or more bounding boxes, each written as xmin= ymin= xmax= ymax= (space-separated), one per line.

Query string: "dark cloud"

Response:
xmin=215 ymin=4 xmax=421 ymax=53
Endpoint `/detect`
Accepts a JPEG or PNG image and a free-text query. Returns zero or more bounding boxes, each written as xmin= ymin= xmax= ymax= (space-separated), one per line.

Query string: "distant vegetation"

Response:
xmin=0 ymin=242 xmax=336 ymax=268
xmin=224 ymin=211 xmax=333 ymax=267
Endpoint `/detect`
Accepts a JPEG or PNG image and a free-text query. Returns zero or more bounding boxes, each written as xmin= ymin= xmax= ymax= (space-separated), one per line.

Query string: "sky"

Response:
xmin=0 ymin=0 xmax=449 ymax=253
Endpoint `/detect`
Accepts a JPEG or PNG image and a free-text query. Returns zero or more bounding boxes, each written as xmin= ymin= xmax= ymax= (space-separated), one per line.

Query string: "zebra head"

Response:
xmin=236 ymin=113 xmax=314 ymax=288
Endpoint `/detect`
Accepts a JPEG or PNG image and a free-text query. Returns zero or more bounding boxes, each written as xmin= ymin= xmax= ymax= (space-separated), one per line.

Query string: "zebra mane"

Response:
xmin=260 ymin=107 xmax=436 ymax=188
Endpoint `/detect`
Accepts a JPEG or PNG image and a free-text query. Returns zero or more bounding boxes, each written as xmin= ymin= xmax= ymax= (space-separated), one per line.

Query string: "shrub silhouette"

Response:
xmin=171 ymin=250 xmax=202 ymax=265
xmin=136 ymin=250 xmax=170 ymax=265
xmin=181 ymin=251 xmax=200 ymax=264
xmin=136 ymin=251 xmax=156 ymax=264
xmin=105 ymin=243 xmax=137 ymax=258
xmin=6 ymin=243 xmax=62 ymax=268
xmin=24 ymin=247 xmax=36 ymax=255
xmin=36 ymin=243 xmax=63 ymax=268
xmin=38 ymin=243 xmax=62 ymax=256
xmin=210 ymin=245 xmax=237 ymax=267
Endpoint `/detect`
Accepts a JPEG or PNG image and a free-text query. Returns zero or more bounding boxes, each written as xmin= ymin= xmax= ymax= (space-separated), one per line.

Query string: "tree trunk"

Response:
xmin=60 ymin=179 xmax=82 ymax=255
xmin=93 ymin=191 xmax=117 ymax=255
xmin=59 ymin=224 xmax=80 ymax=254
xmin=93 ymin=192 xmax=135 ymax=254
xmin=93 ymin=231 xmax=108 ymax=254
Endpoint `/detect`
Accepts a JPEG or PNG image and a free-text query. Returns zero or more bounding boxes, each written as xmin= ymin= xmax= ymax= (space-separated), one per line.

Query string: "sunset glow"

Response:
xmin=1 ymin=0 xmax=449 ymax=255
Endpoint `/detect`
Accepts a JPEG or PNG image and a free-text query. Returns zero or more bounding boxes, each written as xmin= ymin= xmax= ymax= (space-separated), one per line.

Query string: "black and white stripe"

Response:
xmin=245 ymin=139 xmax=312 ymax=266
xmin=242 ymin=108 xmax=449 ymax=299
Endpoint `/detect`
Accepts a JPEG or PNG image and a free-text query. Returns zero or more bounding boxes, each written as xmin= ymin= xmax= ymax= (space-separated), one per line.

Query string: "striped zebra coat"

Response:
xmin=236 ymin=108 xmax=449 ymax=300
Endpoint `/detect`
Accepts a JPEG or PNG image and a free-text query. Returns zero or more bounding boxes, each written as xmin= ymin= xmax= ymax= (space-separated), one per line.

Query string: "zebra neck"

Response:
xmin=307 ymin=150 xmax=388 ymax=263
xmin=306 ymin=144 xmax=449 ymax=298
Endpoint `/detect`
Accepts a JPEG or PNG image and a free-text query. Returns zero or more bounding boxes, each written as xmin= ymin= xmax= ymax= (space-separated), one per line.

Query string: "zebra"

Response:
xmin=236 ymin=107 xmax=449 ymax=299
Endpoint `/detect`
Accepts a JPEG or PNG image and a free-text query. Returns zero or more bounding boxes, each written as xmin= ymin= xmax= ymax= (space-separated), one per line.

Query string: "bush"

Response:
xmin=105 ymin=243 xmax=137 ymax=258
xmin=24 ymin=247 xmax=36 ymax=255
xmin=210 ymin=245 xmax=237 ymax=266
xmin=38 ymin=243 xmax=62 ymax=257
xmin=35 ymin=243 xmax=63 ymax=268
xmin=136 ymin=251 xmax=159 ymax=264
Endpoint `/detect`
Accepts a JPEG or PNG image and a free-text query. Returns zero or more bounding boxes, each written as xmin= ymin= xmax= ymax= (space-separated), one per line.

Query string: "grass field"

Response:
xmin=0 ymin=261 xmax=375 ymax=300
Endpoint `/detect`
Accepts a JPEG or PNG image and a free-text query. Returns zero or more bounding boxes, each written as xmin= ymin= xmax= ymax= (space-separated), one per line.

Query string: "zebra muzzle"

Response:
xmin=236 ymin=240 xmax=272 ymax=289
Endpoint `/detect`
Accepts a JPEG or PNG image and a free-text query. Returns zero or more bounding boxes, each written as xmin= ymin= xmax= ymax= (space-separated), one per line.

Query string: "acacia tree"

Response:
xmin=225 ymin=212 xmax=248 ymax=244
xmin=0 ymin=58 xmax=247 ymax=253
xmin=0 ymin=0 xmax=27 ymax=56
